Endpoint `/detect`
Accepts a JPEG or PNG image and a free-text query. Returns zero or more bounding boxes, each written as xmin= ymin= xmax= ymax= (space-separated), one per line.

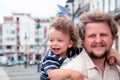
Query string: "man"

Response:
xmin=48 ymin=10 xmax=120 ymax=80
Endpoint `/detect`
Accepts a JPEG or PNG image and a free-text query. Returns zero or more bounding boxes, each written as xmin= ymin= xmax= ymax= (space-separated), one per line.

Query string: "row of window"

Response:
xmin=91 ymin=0 xmax=120 ymax=12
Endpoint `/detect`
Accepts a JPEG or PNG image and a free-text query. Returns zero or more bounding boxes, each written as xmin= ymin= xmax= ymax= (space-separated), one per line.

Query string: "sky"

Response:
xmin=0 ymin=0 xmax=67 ymax=23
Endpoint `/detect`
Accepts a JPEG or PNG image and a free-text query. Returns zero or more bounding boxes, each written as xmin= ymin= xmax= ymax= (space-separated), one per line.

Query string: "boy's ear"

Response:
xmin=68 ymin=40 xmax=73 ymax=48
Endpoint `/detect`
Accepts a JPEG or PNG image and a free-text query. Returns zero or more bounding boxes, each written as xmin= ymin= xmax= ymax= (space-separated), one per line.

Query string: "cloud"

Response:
xmin=0 ymin=0 xmax=66 ymax=18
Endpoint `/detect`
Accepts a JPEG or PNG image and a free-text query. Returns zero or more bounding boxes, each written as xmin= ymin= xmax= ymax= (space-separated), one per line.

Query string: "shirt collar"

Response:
xmin=81 ymin=48 xmax=97 ymax=69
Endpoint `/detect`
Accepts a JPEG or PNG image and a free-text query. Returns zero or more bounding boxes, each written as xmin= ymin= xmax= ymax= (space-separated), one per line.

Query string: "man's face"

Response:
xmin=83 ymin=22 xmax=113 ymax=59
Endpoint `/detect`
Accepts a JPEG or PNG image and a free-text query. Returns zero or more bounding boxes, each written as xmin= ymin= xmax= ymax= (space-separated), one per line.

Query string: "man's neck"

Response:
xmin=92 ymin=58 xmax=105 ymax=74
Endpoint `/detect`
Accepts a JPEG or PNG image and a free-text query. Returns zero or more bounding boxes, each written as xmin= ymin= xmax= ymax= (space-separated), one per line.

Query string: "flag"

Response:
xmin=57 ymin=5 xmax=71 ymax=16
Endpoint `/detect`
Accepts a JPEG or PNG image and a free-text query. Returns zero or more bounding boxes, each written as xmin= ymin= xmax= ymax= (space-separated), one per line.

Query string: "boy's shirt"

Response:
xmin=40 ymin=47 xmax=82 ymax=80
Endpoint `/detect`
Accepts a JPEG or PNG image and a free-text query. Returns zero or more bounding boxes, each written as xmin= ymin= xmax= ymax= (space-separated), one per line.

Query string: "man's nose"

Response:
xmin=95 ymin=36 xmax=102 ymax=43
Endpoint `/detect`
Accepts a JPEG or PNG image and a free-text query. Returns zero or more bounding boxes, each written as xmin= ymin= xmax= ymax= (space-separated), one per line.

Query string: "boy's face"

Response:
xmin=48 ymin=27 xmax=73 ymax=57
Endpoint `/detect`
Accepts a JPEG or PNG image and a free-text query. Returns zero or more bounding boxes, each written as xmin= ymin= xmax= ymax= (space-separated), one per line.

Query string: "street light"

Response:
xmin=35 ymin=18 xmax=41 ymax=72
xmin=35 ymin=18 xmax=41 ymax=55
xmin=24 ymin=33 xmax=28 ymax=68
xmin=36 ymin=19 xmax=41 ymax=30
xmin=66 ymin=0 xmax=74 ymax=23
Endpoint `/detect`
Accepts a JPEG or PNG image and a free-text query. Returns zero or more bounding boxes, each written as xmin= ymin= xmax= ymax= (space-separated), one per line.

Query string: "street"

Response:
xmin=1 ymin=65 xmax=40 ymax=80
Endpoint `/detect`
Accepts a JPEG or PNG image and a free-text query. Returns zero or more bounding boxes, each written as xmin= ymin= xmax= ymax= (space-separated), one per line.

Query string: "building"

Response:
xmin=65 ymin=0 xmax=91 ymax=25
xmin=0 ymin=24 xmax=3 ymax=55
xmin=2 ymin=16 xmax=16 ymax=59
xmin=0 ymin=13 xmax=51 ymax=62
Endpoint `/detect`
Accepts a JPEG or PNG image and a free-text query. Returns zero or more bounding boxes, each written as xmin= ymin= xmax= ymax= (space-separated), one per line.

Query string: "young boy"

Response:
xmin=40 ymin=16 xmax=82 ymax=80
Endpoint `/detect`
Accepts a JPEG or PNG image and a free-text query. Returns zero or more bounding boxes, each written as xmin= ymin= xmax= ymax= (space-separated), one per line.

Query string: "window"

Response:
xmin=30 ymin=45 xmax=34 ymax=49
xmin=0 ymin=46 xmax=2 ymax=49
xmin=6 ymin=45 xmax=12 ymax=49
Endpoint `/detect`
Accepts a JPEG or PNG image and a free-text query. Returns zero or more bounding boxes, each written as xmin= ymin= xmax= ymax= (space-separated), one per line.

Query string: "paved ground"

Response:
xmin=0 ymin=67 xmax=10 ymax=80
xmin=1 ymin=65 xmax=40 ymax=80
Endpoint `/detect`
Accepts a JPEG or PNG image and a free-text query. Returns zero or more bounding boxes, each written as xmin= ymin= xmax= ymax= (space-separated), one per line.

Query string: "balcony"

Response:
xmin=75 ymin=3 xmax=90 ymax=17
xmin=109 ymin=7 xmax=120 ymax=20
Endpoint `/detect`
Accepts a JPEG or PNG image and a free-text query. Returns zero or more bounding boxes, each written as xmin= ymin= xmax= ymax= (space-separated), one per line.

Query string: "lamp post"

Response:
xmin=36 ymin=19 xmax=41 ymax=55
xmin=66 ymin=0 xmax=74 ymax=23
xmin=24 ymin=33 xmax=28 ymax=68
xmin=35 ymin=18 xmax=41 ymax=72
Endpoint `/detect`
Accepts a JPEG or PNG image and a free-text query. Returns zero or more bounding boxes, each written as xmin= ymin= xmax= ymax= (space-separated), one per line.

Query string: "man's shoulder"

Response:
xmin=60 ymin=52 xmax=85 ymax=71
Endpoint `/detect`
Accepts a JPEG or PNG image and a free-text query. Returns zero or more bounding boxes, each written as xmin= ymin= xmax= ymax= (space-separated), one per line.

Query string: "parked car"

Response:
xmin=15 ymin=60 xmax=24 ymax=65
xmin=6 ymin=60 xmax=25 ymax=66
xmin=0 ymin=56 xmax=7 ymax=66
xmin=6 ymin=59 xmax=16 ymax=66
xmin=29 ymin=60 xmax=36 ymax=65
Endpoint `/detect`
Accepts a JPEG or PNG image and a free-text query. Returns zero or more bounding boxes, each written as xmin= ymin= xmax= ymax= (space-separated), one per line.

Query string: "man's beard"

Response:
xmin=88 ymin=50 xmax=109 ymax=59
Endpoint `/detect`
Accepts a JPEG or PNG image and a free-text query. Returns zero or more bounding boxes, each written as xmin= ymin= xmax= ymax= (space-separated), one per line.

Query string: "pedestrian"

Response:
xmin=40 ymin=16 xmax=85 ymax=80
xmin=48 ymin=10 xmax=120 ymax=80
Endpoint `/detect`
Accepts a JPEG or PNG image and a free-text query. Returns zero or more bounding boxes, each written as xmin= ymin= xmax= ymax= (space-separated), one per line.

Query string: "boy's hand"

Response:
xmin=107 ymin=49 xmax=120 ymax=66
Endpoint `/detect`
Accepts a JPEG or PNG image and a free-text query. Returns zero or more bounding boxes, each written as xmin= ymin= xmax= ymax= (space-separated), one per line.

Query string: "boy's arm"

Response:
xmin=47 ymin=69 xmax=88 ymax=80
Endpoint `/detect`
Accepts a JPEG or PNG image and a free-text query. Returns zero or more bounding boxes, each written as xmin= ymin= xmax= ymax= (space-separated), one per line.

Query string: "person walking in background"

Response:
xmin=40 ymin=16 xmax=85 ymax=80
xmin=48 ymin=10 xmax=120 ymax=80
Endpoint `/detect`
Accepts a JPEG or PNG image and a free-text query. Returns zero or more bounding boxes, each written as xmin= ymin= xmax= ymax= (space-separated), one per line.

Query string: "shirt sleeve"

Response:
xmin=117 ymin=65 xmax=120 ymax=76
xmin=42 ymin=51 xmax=65 ymax=73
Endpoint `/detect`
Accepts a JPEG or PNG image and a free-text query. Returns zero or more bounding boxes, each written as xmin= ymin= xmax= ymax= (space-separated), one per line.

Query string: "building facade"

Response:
xmin=0 ymin=13 xmax=51 ymax=62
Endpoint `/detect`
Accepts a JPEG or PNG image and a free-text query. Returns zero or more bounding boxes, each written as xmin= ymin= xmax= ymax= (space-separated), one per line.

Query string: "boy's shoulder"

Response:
xmin=42 ymin=50 xmax=66 ymax=62
xmin=67 ymin=47 xmax=83 ymax=58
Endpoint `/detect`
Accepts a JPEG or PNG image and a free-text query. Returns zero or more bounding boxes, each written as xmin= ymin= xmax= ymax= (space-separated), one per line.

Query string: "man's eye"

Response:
xmin=101 ymin=34 xmax=108 ymax=37
xmin=88 ymin=35 xmax=95 ymax=38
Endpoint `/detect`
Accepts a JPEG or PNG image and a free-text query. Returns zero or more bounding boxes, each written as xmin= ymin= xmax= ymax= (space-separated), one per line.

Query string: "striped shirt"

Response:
xmin=61 ymin=48 xmax=120 ymax=80
xmin=40 ymin=47 xmax=82 ymax=80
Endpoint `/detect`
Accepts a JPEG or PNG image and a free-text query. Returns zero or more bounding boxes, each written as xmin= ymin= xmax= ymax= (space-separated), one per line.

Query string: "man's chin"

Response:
xmin=89 ymin=51 xmax=108 ymax=59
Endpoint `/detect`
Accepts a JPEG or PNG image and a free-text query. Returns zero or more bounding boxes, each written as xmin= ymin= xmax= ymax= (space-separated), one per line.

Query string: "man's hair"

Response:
xmin=49 ymin=16 xmax=78 ymax=48
xmin=79 ymin=10 xmax=118 ymax=40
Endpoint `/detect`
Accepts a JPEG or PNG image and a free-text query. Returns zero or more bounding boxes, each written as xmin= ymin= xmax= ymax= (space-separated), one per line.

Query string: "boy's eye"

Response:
xmin=49 ymin=39 xmax=53 ymax=42
xmin=58 ymin=40 xmax=63 ymax=42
